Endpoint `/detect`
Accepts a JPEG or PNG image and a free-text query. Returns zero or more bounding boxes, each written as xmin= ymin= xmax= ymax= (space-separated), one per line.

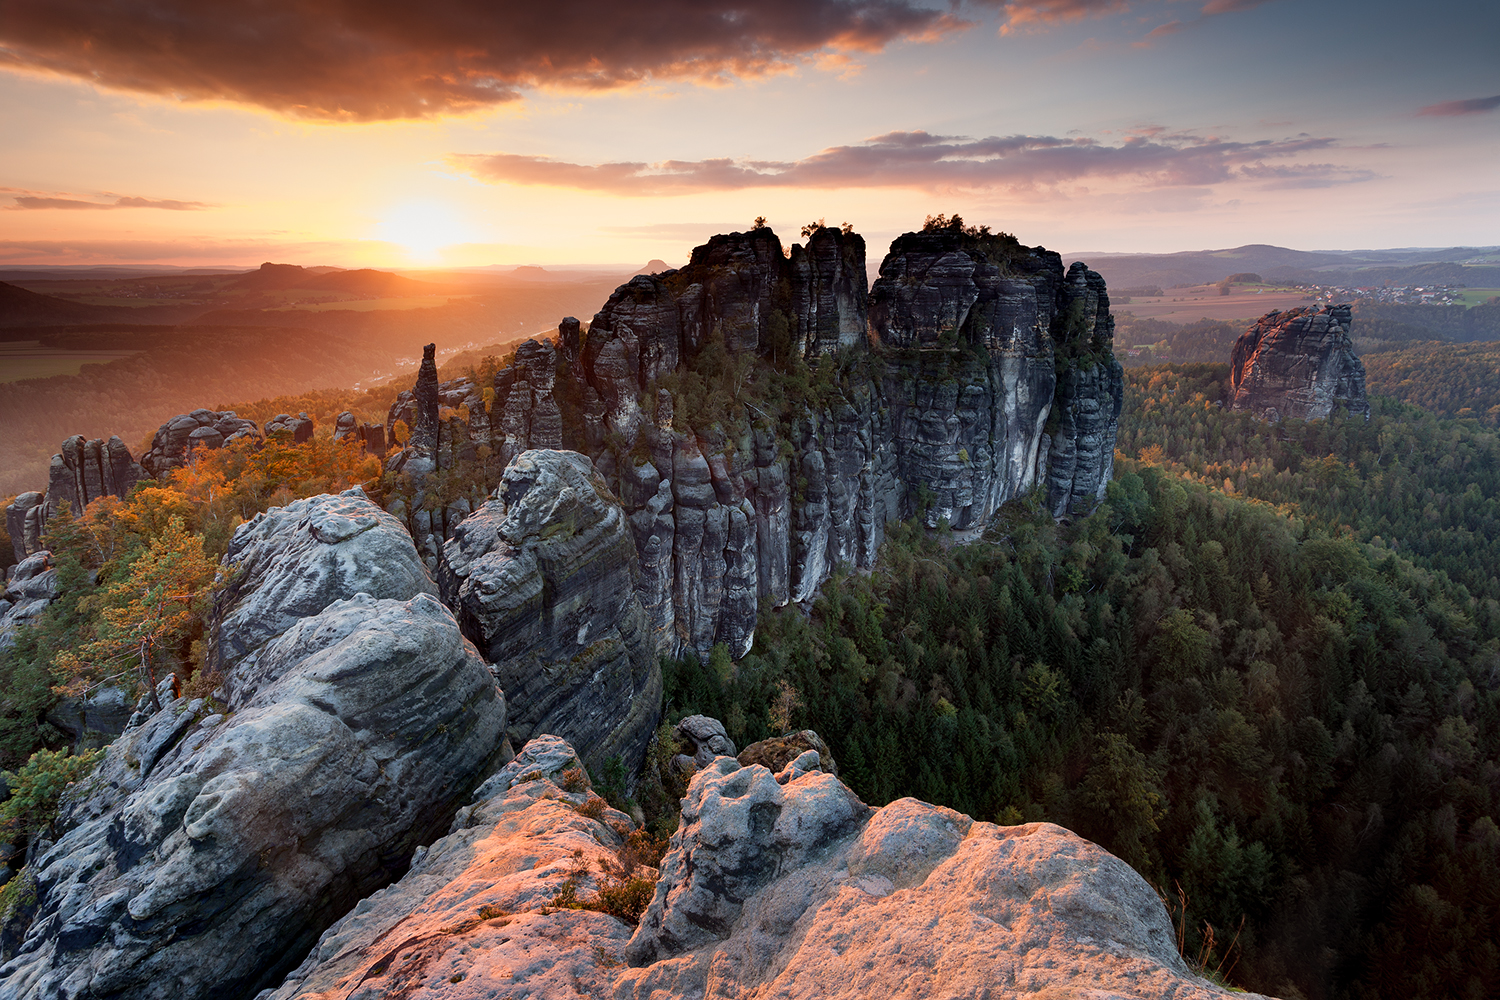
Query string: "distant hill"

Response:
xmin=1070 ymin=244 xmax=1500 ymax=291
xmin=228 ymin=263 xmax=444 ymax=296
xmin=0 ymin=281 xmax=192 ymax=329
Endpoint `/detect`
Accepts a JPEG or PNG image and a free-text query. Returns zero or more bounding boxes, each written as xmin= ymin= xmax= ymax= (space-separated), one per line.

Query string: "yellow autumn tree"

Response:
xmin=56 ymin=515 xmax=220 ymax=710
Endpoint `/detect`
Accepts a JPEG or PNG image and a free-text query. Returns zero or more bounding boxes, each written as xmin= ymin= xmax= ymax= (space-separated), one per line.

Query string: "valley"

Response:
xmin=0 ymin=226 xmax=1496 ymax=1000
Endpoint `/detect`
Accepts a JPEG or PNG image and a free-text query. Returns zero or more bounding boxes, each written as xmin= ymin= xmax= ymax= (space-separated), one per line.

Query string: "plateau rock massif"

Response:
xmin=263 ymin=735 xmax=1264 ymax=1000
xmin=383 ymin=225 xmax=1124 ymax=661
xmin=1228 ymin=305 xmax=1369 ymax=421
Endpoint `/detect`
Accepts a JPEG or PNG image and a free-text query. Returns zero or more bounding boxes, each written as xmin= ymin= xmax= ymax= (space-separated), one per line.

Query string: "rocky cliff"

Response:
xmin=1228 ymin=304 xmax=1369 ymax=421
xmin=383 ymin=224 xmax=1123 ymax=661
xmin=436 ymin=451 xmax=661 ymax=775
xmin=262 ymin=734 xmax=1269 ymax=1000
xmin=0 ymin=490 xmax=509 ymax=1000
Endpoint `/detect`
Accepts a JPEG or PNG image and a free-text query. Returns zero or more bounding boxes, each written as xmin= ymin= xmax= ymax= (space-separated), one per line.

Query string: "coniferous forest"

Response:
xmin=1 ymin=359 xmax=1498 ymax=1000
xmin=659 ymin=364 xmax=1500 ymax=1000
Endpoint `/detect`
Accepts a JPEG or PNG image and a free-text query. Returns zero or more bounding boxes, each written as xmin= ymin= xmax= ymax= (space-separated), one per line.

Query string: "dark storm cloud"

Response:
xmin=453 ymin=129 xmax=1360 ymax=195
xmin=1418 ymin=95 xmax=1500 ymax=117
xmin=0 ymin=0 xmax=962 ymax=121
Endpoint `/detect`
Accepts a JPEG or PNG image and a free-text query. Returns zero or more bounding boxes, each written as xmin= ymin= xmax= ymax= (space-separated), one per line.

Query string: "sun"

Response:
xmin=374 ymin=200 xmax=481 ymax=263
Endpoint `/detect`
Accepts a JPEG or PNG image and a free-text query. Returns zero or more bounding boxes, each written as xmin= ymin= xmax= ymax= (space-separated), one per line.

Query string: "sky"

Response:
xmin=0 ymin=0 xmax=1496 ymax=269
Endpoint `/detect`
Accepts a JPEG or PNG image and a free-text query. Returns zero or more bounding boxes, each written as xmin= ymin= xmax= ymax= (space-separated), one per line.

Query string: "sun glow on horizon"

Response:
xmin=372 ymin=200 xmax=485 ymax=263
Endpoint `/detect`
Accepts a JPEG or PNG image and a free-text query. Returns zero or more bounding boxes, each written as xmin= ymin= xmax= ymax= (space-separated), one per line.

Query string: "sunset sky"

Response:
xmin=1 ymin=0 xmax=1496 ymax=269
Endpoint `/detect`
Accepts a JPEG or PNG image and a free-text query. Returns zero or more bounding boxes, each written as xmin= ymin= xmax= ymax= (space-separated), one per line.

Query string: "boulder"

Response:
xmin=439 ymin=450 xmax=661 ymax=779
xmin=1228 ymin=304 xmax=1369 ymax=422
xmin=673 ymin=714 xmax=736 ymax=768
xmin=622 ymin=763 xmax=1269 ymax=999
xmin=0 ymin=490 xmax=508 ymax=1000
xmin=332 ymin=411 xmax=358 ymax=442
xmin=738 ymin=729 xmax=838 ymax=777
xmin=44 ymin=685 xmax=133 ymax=746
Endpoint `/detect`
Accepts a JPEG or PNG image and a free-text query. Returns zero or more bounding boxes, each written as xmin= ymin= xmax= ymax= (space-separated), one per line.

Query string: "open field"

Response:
xmin=1116 ymin=283 xmax=1314 ymax=323
xmin=1454 ymin=288 xmax=1500 ymax=306
xmin=0 ymin=341 xmax=139 ymax=383
xmin=266 ymin=295 xmax=473 ymax=312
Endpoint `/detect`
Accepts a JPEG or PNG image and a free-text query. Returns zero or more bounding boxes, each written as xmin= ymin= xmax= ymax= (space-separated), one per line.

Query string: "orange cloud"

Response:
xmin=453 ymin=129 xmax=1360 ymax=195
xmin=982 ymin=0 xmax=1279 ymax=38
xmin=1418 ymin=95 xmax=1500 ymax=117
xmin=991 ymin=0 xmax=1132 ymax=33
xmin=0 ymin=0 xmax=964 ymax=121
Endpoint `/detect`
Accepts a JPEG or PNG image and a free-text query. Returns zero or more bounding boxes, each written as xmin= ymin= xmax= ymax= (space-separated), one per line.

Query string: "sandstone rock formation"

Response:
xmin=0 ymin=489 xmax=508 ymax=1000
xmin=210 ymin=489 xmax=441 ymax=677
xmin=262 ymin=734 xmax=639 ymax=1000
xmin=140 ymin=409 xmax=261 ymax=479
xmin=1228 ymin=304 xmax=1369 ymax=422
xmin=738 ymin=729 xmax=838 ymax=777
xmin=333 ymin=411 xmax=386 ymax=458
xmin=436 ymin=450 xmax=660 ymax=779
xmin=673 ymin=714 xmax=736 ymax=768
xmin=255 ymin=736 xmax=1269 ymax=1000
xmin=264 ymin=411 xmax=314 ymax=443
xmin=377 ymin=226 xmax=1123 ymax=664
xmin=42 ymin=435 xmax=144 ymax=525
xmin=4 ymin=493 xmax=45 ymax=564
xmin=0 ymin=550 xmax=56 ymax=653
xmin=5 ymin=433 xmax=145 ymax=561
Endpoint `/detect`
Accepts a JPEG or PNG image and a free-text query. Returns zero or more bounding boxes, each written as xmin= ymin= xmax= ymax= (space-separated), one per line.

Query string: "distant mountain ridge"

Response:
xmin=1066 ymin=243 xmax=1500 ymax=290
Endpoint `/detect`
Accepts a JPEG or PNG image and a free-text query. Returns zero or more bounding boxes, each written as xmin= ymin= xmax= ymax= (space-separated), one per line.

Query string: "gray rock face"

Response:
xmin=256 ymin=737 xmax=1266 ymax=1000
xmin=1045 ymin=262 xmax=1126 ymax=516
xmin=790 ymin=228 xmax=869 ymax=357
xmin=44 ymin=685 xmax=133 ymax=746
xmin=379 ymin=225 xmax=1122 ymax=661
xmin=0 ymin=550 xmax=57 ymax=653
xmin=42 ymin=434 xmax=145 ymax=525
xmin=1229 ymin=305 xmax=1369 ymax=422
xmin=333 ymin=412 xmax=388 ymax=459
xmin=140 ymin=409 xmax=261 ymax=479
xmin=873 ymin=233 xmax=1123 ymax=525
xmin=4 ymin=492 xmax=45 ymax=564
xmin=0 ymin=490 xmax=508 ymax=1000
xmin=211 ymin=488 xmax=439 ymax=678
xmin=437 ymin=450 xmax=661 ymax=779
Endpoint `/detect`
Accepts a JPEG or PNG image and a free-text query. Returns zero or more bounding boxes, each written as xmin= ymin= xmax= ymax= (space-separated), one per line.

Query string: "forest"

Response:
xmin=0 ymin=355 xmax=1497 ymax=1000
xmin=653 ymin=363 xmax=1500 ymax=1000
